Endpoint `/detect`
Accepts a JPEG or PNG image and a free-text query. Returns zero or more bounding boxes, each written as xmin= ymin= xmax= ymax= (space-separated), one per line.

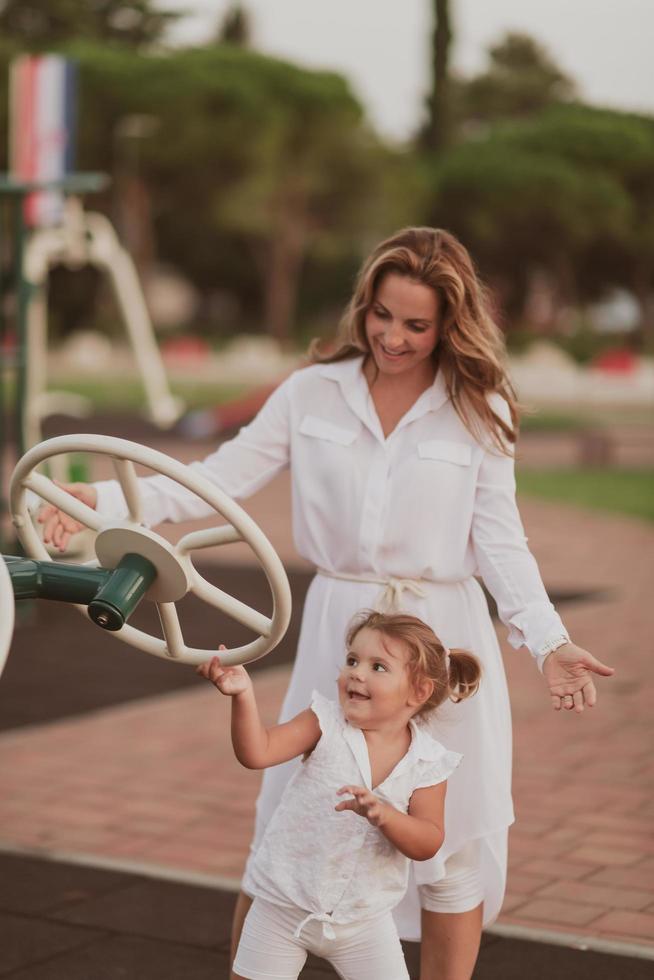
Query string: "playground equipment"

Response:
xmin=0 ymin=434 xmax=292 ymax=675
xmin=0 ymin=54 xmax=184 ymax=546
xmin=20 ymin=190 xmax=184 ymax=445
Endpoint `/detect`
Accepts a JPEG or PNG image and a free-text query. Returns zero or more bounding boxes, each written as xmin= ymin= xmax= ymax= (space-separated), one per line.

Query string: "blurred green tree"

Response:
xmin=425 ymin=103 xmax=654 ymax=343
xmin=428 ymin=131 xmax=629 ymax=324
xmin=453 ymin=32 xmax=576 ymax=129
xmin=4 ymin=42 xmax=383 ymax=344
xmin=0 ymin=0 xmax=180 ymax=47
xmin=499 ymin=106 xmax=654 ymax=342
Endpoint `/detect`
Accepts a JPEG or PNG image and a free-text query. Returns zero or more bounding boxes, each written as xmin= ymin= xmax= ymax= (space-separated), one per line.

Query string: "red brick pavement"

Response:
xmin=0 ymin=476 xmax=653 ymax=952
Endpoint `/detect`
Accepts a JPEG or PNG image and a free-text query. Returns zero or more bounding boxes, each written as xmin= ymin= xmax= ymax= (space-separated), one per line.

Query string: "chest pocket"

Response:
xmin=299 ymin=414 xmax=359 ymax=446
xmin=418 ymin=440 xmax=471 ymax=466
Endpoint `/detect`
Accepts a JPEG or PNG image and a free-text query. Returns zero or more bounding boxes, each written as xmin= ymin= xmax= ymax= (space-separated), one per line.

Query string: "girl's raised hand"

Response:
xmin=37 ymin=481 xmax=98 ymax=553
xmin=196 ymin=649 xmax=251 ymax=697
xmin=335 ymin=785 xmax=389 ymax=827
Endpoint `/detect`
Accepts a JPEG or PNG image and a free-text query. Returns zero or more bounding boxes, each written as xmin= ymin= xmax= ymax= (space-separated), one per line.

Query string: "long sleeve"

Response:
xmin=94 ymin=378 xmax=292 ymax=527
xmin=471 ymin=406 xmax=569 ymax=659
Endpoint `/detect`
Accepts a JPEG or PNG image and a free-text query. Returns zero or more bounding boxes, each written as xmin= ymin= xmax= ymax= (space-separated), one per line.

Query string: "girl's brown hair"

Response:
xmin=346 ymin=610 xmax=481 ymax=718
xmin=310 ymin=226 xmax=519 ymax=452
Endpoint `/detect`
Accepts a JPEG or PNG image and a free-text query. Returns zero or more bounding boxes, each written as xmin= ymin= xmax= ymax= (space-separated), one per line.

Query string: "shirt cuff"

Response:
xmin=507 ymin=607 xmax=569 ymax=664
xmin=534 ymin=635 xmax=570 ymax=673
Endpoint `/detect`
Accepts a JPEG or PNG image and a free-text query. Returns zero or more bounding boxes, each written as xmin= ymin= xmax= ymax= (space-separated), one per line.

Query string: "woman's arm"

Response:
xmin=197 ymin=655 xmax=320 ymax=769
xmin=471 ymin=424 xmax=568 ymax=657
xmin=335 ymin=782 xmax=445 ymax=861
xmin=40 ymin=377 xmax=295 ymax=546
xmin=471 ymin=397 xmax=613 ymax=706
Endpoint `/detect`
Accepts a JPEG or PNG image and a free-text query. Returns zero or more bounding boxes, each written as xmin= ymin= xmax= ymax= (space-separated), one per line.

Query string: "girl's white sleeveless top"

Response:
xmin=244 ymin=692 xmax=460 ymax=931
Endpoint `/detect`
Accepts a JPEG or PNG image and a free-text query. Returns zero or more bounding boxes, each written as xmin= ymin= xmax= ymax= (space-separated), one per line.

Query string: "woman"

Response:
xmin=41 ymin=228 xmax=613 ymax=979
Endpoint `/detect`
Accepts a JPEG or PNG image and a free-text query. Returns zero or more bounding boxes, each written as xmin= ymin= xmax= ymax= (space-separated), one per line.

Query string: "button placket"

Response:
xmin=328 ymin=824 xmax=369 ymax=910
xmin=359 ymin=446 xmax=391 ymax=563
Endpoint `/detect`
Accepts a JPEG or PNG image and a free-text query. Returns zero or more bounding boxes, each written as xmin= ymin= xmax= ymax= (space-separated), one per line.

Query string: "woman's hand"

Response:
xmin=196 ymin=650 xmax=252 ymax=697
xmin=543 ymin=642 xmax=614 ymax=713
xmin=335 ymin=785 xmax=389 ymax=827
xmin=37 ymin=481 xmax=98 ymax=553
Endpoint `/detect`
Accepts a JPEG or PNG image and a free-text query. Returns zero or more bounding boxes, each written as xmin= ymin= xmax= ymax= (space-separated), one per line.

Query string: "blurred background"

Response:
xmin=0 ymin=0 xmax=652 ymax=515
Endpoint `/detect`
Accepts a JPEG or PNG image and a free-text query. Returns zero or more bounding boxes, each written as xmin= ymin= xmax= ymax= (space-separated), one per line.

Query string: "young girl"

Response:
xmin=198 ymin=610 xmax=481 ymax=980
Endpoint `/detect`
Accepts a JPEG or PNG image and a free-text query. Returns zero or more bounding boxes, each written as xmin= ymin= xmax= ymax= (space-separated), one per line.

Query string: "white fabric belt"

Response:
xmin=293 ymin=909 xmax=336 ymax=941
xmin=316 ymin=567 xmax=429 ymax=612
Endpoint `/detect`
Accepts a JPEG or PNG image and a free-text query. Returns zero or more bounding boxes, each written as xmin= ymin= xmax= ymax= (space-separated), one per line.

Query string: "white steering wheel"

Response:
xmin=9 ymin=434 xmax=292 ymax=667
xmin=0 ymin=556 xmax=14 ymax=678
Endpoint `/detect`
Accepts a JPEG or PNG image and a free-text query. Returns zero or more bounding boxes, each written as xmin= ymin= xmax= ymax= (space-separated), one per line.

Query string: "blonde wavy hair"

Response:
xmin=310 ymin=227 xmax=519 ymax=450
xmin=346 ymin=610 xmax=481 ymax=718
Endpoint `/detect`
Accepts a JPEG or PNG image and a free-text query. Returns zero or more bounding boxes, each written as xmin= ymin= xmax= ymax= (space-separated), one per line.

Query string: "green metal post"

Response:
xmin=87 ymin=553 xmax=157 ymax=631
xmin=4 ymin=555 xmax=112 ymax=603
xmin=4 ymin=551 xmax=157 ymax=632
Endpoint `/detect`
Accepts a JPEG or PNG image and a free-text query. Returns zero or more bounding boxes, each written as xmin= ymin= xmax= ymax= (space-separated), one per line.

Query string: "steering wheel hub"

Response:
xmin=95 ymin=525 xmax=191 ymax=603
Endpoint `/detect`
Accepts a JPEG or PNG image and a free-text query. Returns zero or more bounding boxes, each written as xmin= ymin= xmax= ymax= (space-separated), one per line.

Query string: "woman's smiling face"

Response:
xmin=364 ymin=273 xmax=440 ymax=380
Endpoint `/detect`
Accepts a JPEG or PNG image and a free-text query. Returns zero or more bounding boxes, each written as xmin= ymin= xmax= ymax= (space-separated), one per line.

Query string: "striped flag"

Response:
xmin=9 ymin=54 xmax=77 ymax=227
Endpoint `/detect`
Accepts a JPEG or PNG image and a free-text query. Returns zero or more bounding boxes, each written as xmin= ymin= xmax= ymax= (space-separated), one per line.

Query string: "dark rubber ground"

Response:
xmin=0 ymin=852 xmax=650 ymax=979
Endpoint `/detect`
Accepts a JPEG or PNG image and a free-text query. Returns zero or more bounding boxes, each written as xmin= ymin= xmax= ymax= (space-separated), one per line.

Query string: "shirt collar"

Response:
xmin=383 ymin=717 xmax=461 ymax=786
xmin=406 ymin=716 xmax=450 ymax=763
xmin=342 ymin=721 xmax=373 ymax=790
xmin=319 ymin=357 xmax=372 ymax=435
xmin=335 ymin=697 xmax=459 ymax=791
xmin=318 ymin=356 xmax=450 ymax=440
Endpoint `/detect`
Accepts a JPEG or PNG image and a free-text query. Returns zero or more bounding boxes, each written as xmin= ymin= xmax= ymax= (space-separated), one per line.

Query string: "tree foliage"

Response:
xmin=6 ymin=42 xmax=383 ymax=342
xmin=426 ymin=104 xmax=654 ymax=337
xmin=499 ymin=106 xmax=654 ymax=337
xmin=449 ymin=31 xmax=576 ymax=137
xmin=1 ymin=16 xmax=652 ymax=346
xmin=0 ymin=0 xmax=179 ymax=47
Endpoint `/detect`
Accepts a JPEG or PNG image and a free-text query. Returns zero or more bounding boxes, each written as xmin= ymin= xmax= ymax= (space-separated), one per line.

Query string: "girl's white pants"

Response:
xmin=233 ymin=897 xmax=410 ymax=980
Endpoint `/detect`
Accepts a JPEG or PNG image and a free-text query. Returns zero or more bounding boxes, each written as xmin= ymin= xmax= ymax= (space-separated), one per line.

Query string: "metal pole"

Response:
xmin=0 ymin=175 xmax=108 ymax=555
xmin=13 ymin=193 xmax=28 ymax=463
xmin=0 ymin=196 xmax=6 ymax=552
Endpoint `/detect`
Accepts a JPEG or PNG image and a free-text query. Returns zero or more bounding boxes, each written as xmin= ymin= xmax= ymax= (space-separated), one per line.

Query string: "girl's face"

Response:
xmin=364 ymin=273 xmax=440 ymax=381
xmin=338 ymin=627 xmax=420 ymax=728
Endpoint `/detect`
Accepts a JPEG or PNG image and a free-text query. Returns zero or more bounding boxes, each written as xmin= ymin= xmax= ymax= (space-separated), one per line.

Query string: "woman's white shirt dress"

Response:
xmin=94 ymin=356 xmax=569 ymax=939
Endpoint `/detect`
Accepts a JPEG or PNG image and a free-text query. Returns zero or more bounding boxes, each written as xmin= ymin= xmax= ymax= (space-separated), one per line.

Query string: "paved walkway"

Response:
xmin=1 ymin=472 xmax=653 ymax=956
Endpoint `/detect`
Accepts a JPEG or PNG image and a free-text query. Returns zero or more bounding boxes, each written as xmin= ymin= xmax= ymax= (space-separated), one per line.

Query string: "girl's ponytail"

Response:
xmin=447 ymin=649 xmax=482 ymax=703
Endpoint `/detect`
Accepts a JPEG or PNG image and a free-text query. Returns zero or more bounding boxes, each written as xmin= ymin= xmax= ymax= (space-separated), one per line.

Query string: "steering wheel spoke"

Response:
xmin=111 ymin=457 xmax=144 ymax=524
xmin=157 ymin=602 xmax=187 ymax=659
xmin=191 ymin=569 xmax=273 ymax=637
xmin=177 ymin=524 xmax=242 ymax=554
xmin=24 ymin=472 xmax=103 ymax=532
